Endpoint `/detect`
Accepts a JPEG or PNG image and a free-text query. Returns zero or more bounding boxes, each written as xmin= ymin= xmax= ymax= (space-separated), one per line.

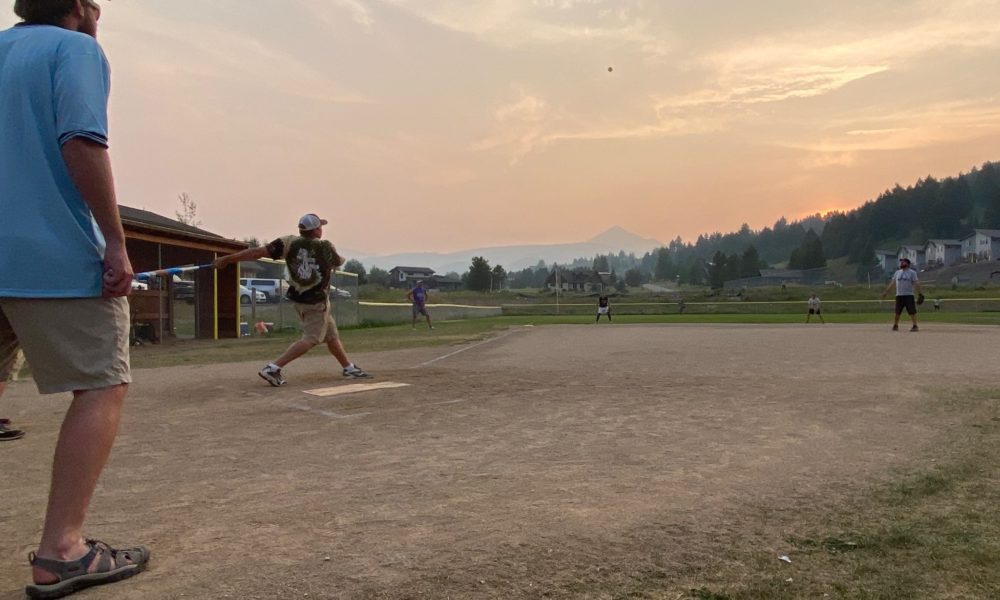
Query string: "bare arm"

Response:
xmin=61 ymin=138 xmax=132 ymax=297
xmin=880 ymin=278 xmax=895 ymax=298
xmin=331 ymin=245 xmax=346 ymax=268
xmin=213 ymin=246 xmax=271 ymax=269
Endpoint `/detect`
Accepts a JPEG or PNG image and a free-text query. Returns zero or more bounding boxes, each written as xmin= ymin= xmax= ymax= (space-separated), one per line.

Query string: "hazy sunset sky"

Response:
xmin=5 ymin=0 xmax=1000 ymax=255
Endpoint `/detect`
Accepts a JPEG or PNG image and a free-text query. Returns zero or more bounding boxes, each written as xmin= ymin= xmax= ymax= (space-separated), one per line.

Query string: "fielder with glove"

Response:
xmin=880 ymin=257 xmax=924 ymax=332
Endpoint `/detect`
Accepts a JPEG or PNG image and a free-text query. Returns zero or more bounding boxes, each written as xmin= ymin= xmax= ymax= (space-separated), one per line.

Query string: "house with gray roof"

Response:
xmin=389 ymin=266 xmax=436 ymax=288
xmin=960 ymin=229 xmax=1000 ymax=262
xmin=896 ymin=245 xmax=925 ymax=269
xmin=874 ymin=250 xmax=898 ymax=274
xmin=924 ymin=239 xmax=962 ymax=268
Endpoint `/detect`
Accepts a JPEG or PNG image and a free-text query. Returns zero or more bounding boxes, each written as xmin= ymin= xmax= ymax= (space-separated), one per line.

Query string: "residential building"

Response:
xmin=545 ymin=268 xmax=610 ymax=292
xmin=429 ymin=274 xmax=463 ymax=291
xmin=960 ymin=229 xmax=1000 ymax=262
xmin=924 ymin=239 xmax=962 ymax=268
xmin=389 ymin=266 xmax=436 ymax=288
xmin=874 ymin=250 xmax=897 ymax=274
xmin=896 ymin=245 xmax=925 ymax=269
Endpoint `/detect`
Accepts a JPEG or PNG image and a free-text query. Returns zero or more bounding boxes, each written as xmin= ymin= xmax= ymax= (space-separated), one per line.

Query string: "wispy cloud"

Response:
xmin=105 ymin=2 xmax=369 ymax=105
xmin=6 ymin=0 xmax=999 ymax=251
xmin=791 ymin=100 xmax=1000 ymax=153
xmin=382 ymin=0 xmax=672 ymax=55
xmin=293 ymin=0 xmax=376 ymax=34
xmin=470 ymin=1 xmax=1000 ymax=163
xmin=778 ymin=99 xmax=1000 ymax=171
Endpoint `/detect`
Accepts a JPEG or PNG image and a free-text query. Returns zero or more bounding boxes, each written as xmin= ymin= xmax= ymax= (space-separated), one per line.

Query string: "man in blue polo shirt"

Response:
xmin=1 ymin=1 xmax=150 ymax=596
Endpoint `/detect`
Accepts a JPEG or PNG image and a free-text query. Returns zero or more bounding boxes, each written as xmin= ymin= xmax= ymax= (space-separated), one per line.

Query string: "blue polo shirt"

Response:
xmin=0 ymin=24 xmax=111 ymax=298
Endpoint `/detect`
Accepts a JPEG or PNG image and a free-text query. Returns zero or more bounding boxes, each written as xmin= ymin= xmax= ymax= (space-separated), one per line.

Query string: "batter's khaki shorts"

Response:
xmin=294 ymin=300 xmax=339 ymax=344
xmin=0 ymin=297 xmax=131 ymax=394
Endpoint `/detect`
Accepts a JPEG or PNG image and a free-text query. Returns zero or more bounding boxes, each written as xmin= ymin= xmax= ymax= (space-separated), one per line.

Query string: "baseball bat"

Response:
xmin=135 ymin=264 xmax=214 ymax=279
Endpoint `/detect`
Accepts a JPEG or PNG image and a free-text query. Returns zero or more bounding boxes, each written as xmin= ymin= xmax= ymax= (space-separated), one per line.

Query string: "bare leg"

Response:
xmin=33 ymin=384 xmax=127 ymax=584
xmin=273 ymin=340 xmax=318 ymax=367
xmin=425 ymin=314 xmax=433 ymax=329
xmin=325 ymin=338 xmax=352 ymax=368
xmin=1 ymin=382 xmax=25 ymax=441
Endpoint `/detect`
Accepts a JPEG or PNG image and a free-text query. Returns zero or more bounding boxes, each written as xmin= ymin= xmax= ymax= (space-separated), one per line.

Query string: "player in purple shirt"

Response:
xmin=407 ymin=280 xmax=433 ymax=330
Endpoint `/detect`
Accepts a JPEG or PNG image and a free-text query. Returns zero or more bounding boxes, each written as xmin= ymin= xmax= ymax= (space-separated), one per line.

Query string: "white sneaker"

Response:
xmin=258 ymin=365 xmax=286 ymax=387
xmin=343 ymin=365 xmax=370 ymax=378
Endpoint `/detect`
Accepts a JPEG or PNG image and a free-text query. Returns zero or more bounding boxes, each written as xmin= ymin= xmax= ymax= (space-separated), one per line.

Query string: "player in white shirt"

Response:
xmin=880 ymin=257 xmax=924 ymax=332
xmin=806 ymin=293 xmax=825 ymax=324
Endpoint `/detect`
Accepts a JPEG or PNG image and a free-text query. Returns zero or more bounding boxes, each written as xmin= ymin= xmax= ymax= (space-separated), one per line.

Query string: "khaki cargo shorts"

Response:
xmin=0 ymin=297 xmax=131 ymax=394
xmin=294 ymin=300 xmax=339 ymax=344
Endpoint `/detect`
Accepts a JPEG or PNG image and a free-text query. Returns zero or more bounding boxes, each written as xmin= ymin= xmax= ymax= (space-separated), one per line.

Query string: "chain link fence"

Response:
xmin=358 ymin=302 xmax=501 ymax=325
xmin=239 ymin=260 xmax=359 ymax=334
xmin=502 ymin=298 xmax=1000 ymax=316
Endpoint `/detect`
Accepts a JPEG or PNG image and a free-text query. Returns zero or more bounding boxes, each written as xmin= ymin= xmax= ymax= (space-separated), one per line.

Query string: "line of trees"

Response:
xmin=348 ymin=161 xmax=1000 ymax=291
xmin=822 ymin=162 xmax=1000 ymax=265
xmin=462 ymin=257 xmax=508 ymax=292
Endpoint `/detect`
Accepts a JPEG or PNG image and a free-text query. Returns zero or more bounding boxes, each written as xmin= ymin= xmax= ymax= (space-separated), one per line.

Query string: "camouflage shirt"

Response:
xmin=265 ymin=235 xmax=344 ymax=304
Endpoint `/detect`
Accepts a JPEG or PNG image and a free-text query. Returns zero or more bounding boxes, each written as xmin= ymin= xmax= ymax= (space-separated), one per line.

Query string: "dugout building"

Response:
xmin=122 ymin=205 xmax=248 ymax=341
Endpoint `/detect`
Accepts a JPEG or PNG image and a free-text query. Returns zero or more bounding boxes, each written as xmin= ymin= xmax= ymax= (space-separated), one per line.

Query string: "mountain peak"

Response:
xmin=359 ymin=226 xmax=665 ymax=272
xmin=588 ymin=226 xmax=662 ymax=249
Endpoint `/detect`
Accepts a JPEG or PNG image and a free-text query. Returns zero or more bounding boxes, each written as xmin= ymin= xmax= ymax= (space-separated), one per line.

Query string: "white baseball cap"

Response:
xmin=298 ymin=213 xmax=328 ymax=231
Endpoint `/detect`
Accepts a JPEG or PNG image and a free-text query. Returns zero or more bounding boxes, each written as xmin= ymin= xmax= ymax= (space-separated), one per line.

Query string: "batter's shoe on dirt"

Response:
xmin=258 ymin=364 xmax=286 ymax=387
xmin=343 ymin=365 xmax=370 ymax=378
xmin=0 ymin=418 xmax=24 ymax=441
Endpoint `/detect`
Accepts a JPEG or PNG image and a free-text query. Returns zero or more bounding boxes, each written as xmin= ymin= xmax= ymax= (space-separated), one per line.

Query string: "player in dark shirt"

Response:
xmin=214 ymin=213 xmax=370 ymax=385
xmin=596 ymin=295 xmax=612 ymax=323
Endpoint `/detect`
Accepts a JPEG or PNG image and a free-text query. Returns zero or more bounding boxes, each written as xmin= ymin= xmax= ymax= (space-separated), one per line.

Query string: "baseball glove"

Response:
xmin=917 ymin=293 xmax=925 ymax=305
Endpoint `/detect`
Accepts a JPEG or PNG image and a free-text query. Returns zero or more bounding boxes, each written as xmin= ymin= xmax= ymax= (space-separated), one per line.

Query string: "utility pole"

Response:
xmin=555 ymin=264 xmax=560 ymax=315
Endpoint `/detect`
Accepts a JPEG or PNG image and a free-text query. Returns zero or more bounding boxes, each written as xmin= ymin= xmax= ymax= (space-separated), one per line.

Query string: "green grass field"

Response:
xmin=686 ymin=386 xmax=1000 ymax=600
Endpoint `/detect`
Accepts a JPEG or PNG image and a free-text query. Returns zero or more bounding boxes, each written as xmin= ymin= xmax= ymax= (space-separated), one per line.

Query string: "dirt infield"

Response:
xmin=1 ymin=323 xmax=996 ymax=599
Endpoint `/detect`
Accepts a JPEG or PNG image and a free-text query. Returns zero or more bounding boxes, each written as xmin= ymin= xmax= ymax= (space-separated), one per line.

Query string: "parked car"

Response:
xmin=330 ymin=286 xmax=352 ymax=299
xmin=240 ymin=285 xmax=267 ymax=305
xmin=131 ymin=279 xmax=148 ymax=291
xmin=173 ymin=278 xmax=195 ymax=302
xmin=239 ymin=278 xmax=284 ymax=302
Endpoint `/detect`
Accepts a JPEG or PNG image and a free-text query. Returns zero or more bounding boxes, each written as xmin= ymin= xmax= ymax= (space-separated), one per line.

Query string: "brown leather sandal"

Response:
xmin=26 ymin=539 xmax=150 ymax=599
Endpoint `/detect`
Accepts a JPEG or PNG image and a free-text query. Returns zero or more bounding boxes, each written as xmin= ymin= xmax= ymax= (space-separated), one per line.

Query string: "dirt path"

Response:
xmin=1 ymin=324 xmax=995 ymax=599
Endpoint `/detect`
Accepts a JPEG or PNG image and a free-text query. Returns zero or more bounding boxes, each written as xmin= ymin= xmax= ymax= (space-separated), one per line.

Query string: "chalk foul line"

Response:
xmin=416 ymin=329 xmax=524 ymax=368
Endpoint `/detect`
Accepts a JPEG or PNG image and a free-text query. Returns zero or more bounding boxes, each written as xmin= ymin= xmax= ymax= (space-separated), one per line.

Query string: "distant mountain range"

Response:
xmin=352 ymin=226 xmax=664 ymax=274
